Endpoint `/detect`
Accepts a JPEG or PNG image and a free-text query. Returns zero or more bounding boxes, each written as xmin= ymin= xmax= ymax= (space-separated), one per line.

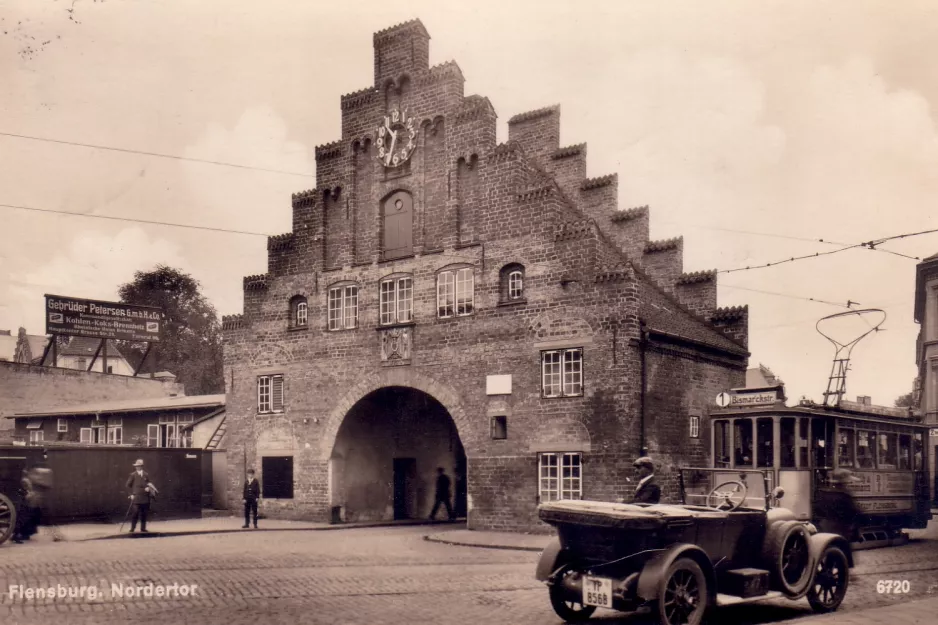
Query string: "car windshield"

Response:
xmin=680 ymin=468 xmax=772 ymax=510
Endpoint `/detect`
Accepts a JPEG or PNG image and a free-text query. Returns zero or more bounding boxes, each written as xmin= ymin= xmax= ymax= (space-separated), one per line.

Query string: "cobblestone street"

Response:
xmin=1 ymin=526 xmax=937 ymax=624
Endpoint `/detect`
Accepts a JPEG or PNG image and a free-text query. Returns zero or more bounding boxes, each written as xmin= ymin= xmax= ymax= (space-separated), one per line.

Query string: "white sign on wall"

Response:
xmin=486 ymin=375 xmax=512 ymax=395
xmin=714 ymin=390 xmax=777 ymax=408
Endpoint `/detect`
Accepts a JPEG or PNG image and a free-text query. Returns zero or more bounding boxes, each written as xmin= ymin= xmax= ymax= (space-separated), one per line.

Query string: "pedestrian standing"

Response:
xmin=126 ymin=459 xmax=156 ymax=533
xmin=242 ymin=469 xmax=261 ymax=529
xmin=429 ymin=467 xmax=453 ymax=521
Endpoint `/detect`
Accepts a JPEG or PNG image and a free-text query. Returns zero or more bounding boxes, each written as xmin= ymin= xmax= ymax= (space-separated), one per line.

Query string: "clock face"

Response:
xmin=375 ymin=108 xmax=417 ymax=168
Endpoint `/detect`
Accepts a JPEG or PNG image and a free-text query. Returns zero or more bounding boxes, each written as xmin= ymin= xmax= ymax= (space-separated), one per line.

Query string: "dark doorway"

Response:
xmin=393 ymin=457 xmax=417 ymax=520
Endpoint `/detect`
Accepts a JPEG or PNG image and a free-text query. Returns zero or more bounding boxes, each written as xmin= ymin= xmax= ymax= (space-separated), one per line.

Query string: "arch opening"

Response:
xmin=328 ymin=386 xmax=466 ymax=522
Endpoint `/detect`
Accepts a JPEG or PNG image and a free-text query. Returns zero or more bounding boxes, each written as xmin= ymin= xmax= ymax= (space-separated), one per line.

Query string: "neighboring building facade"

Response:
xmin=221 ymin=20 xmax=750 ymax=531
xmin=0 ymin=328 xmax=47 ymax=363
xmin=39 ymin=336 xmax=135 ymax=375
xmin=7 ymin=394 xmax=225 ymax=447
xmin=745 ymin=364 xmax=783 ymax=389
xmin=914 ymin=251 xmax=938 ymax=503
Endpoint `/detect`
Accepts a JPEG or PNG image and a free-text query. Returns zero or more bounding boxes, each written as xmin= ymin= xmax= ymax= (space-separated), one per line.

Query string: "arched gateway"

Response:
xmin=323 ymin=370 xmax=469 ymax=522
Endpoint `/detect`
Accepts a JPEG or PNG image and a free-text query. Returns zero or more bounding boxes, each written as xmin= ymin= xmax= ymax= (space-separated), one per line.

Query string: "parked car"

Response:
xmin=535 ymin=468 xmax=852 ymax=625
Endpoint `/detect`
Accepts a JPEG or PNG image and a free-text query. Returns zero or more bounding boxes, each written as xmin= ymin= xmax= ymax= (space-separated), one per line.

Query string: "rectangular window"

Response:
xmin=734 ymin=419 xmax=754 ymax=467
xmin=780 ymin=417 xmax=796 ymax=468
xmin=913 ymin=433 xmax=924 ymax=470
xmin=856 ymin=429 xmax=876 ymax=469
xmin=898 ymin=433 xmax=912 ymax=470
xmin=437 ymin=271 xmax=454 ymax=318
xmin=262 ymin=456 xmax=294 ymax=499
xmin=756 ymin=417 xmax=774 ymax=468
xmin=80 ymin=428 xmax=93 ymax=444
xmin=296 ymin=301 xmax=308 ymax=327
xmin=689 ymin=415 xmax=700 ymax=439
xmin=714 ymin=420 xmax=730 ymax=467
xmin=438 ymin=269 xmax=475 ymax=318
xmin=328 ymin=286 xmax=358 ymax=330
xmin=380 ymin=277 xmax=412 ymax=325
xmin=57 ymin=418 xmax=68 ymax=433
xmin=879 ymin=432 xmax=898 ymax=469
xmin=257 ymin=375 xmax=284 ymax=413
xmin=107 ymin=426 xmax=123 ymax=445
xmin=455 ymin=268 xmax=474 ymax=316
xmin=29 ymin=430 xmax=44 ymax=443
xmin=508 ymin=271 xmax=523 ymax=299
xmin=798 ymin=418 xmax=810 ymax=468
xmin=541 ymin=348 xmax=583 ymax=397
xmin=147 ymin=424 xmax=159 ymax=448
xmin=538 ymin=452 xmax=582 ymax=502
xmin=837 ymin=427 xmax=856 ymax=468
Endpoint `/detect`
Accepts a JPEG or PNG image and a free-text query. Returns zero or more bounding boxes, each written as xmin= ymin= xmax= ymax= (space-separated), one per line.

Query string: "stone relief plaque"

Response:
xmin=380 ymin=327 xmax=412 ymax=364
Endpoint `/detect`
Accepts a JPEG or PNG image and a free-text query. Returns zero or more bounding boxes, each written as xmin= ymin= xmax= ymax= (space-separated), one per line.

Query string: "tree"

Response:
xmin=118 ymin=265 xmax=224 ymax=395
xmin=895 ymin=392 xmax=915 ymax=408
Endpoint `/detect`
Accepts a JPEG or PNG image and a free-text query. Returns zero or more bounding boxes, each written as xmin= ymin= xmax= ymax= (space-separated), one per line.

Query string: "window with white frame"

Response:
xmin=379 ymin=276 xmax=413 ymax=325
xmin=328 ymin=285 xmax=359 ymax=330
xmin=538 ymin=452 xmax=582 ymax=502
xmin=57 ymin=418 xmax=68 ymax=433
xmin=541 ymin=348 xmax=583 ymax=397
xmin=437 ymin=268 xmax=474 ymax=318
xmin=80 ymin=428 xmax=93 ymax=444
xmin=257 ymin=374 xmax=285 ymax=413
xmin=29 ymin=430 xmax=44 ymax=443
xmin=689 ymin=415 xmax=700 ymax=438
xmin=107 ymin=416 xmax=123 ymax=445
xmin=508 ymin=270 xmax=524 ymax=299
xmin=296 ymin=301 xmax=308 ymax=326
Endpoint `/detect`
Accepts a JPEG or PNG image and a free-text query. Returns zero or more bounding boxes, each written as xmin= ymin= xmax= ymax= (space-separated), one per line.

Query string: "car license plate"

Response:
xmin=582 ymin=575 xmax=613 ymax=608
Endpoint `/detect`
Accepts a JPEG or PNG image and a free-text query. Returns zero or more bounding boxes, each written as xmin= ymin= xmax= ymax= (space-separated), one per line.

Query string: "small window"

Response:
xmin=80 ymin=428 xmax=93 ymax=444
xmin=780 ymin=417 xmax=796 ymax=468
xmin=798 ymin=418 xmax=810 ymax=468
xmin=898 ymin=434 xmax=912 ymax=470
xmin=714 ymin=420 xmax=730 ymax=467
xmin=491 ymin=416 xmax=507 ymax=440
xmin=508 ymin=271 xmax=524 ymax=299
xmin=262 ymin=456 xmax=294 ymax=499
xmin=879 ymin=432 xmax=898 ymax=469
xmin=57 ymin=418 xmax=68 ymax=433
xmin=499 ymin=263 xmax=526 ymax=302
xmin=380 ymin=276 xmax=413 ymax=325
xmin=29 ymin=430 xmax=44 ymax=443
xmin=837 ymin=427 xmax=856 ymax=468
xmin=328 ymin=285 xmax=358 ymax=330
xmin=107 ymin=426 xmax=123 ymax=445
xmin=437 ymin=268 xmax=474 ymax=318
xmin=106 ymin=366 xmax=114 ymax=374
xmin=290 ymin=296 xmax=308 ymax=328
xmin=539 ymin=452 xmax=582 ymax=502
xmin=756 ymin=417 xmax=773 ymax=468
xmin=147 ymin=424 xmax=159 ymax=448
xmin=856 ymin=429 xmax=876 ymax=469
xmin=689 ymin=415 xmax=700 ymax=439
xmin=257 ymin=374 xmax=284 ymax=413
xmin=541 ymin=348 xmax=583 ymax=397
xmin=734 ymin=419 xmax=753 ymax=467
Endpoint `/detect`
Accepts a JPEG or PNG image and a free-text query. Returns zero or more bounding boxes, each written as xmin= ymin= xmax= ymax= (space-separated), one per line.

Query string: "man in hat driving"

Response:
xmin=126 ymin=459 xmax=157 ymax=533
xmin=631 ymin=456 xmax=661 ymax=504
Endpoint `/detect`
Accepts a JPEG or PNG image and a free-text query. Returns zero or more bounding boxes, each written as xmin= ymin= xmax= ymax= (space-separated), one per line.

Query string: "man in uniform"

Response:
xmin=429 ymin=467 xmax=453 ymax=521
xmin=631 ymin=456 xmax=661 ymax=504
xmin=242 ymin=468 xmax=261 ymax=529
xmin=126 ymin=459 xmax=155 ymax=533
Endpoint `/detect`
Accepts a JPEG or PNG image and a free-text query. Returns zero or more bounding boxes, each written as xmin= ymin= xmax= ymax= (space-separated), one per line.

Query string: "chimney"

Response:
xmin=856 ymin=395 xmax=872 ymax=406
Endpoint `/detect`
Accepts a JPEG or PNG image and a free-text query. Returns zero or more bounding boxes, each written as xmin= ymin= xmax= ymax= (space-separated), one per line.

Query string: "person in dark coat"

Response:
xmin=631 ymin=456 xmax=661 ymax=504
xmin=429 ymin=467 xmax=454 ymax=521
xmin=815 ymin=468 xmax=861 ymax=540
xmin=242 ymin=469 xmax=261 ymax=529
xmin=126 ymin=459 xmax=156 ymax=533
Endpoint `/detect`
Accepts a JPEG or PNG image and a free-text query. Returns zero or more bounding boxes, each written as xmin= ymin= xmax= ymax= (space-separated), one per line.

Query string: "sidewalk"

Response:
xmin=775 ymin=596 xmax=938 ymax=625
xmin=31 ymin=516 xmax=462 ymax=542
xmin=424 ymin=529 xmax=551 ymax=552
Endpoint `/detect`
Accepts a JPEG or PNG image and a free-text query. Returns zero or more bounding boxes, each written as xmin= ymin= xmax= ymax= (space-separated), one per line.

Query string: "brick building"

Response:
xmin=914 ymin=251 xmax=938 ymax=502
xmin=221 ymin=20 xmax=750 ymax=531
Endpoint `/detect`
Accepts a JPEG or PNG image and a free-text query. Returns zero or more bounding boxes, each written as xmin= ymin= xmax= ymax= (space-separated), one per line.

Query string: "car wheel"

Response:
xmin=656 ymin=558 xmax=708 ymax=625
xmin=807 ymin=546 xmax=849 ymax=613
xmin=0 ymin=494 xmax=16 ymax=544
xmin=548 ymin=570 xmax=597 ymax=623
xmin=763 ymin=521 xmax=812 ymax=595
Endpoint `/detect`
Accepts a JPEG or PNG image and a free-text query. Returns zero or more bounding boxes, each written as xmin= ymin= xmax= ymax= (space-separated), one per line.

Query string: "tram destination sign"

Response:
xmin=715 ymin=390 xmax=777 ymax=408
xmin=45 ymin=294 xmax=162 ymax=342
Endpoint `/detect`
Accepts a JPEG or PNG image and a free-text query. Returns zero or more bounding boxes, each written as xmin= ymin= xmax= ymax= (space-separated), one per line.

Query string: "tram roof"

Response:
xmin=711 ymin=403 xmax=929 ymax=429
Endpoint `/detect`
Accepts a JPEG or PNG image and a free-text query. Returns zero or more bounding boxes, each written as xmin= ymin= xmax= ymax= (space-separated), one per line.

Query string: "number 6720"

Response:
xmin=876 ymin=580 xmax=910 ymax=594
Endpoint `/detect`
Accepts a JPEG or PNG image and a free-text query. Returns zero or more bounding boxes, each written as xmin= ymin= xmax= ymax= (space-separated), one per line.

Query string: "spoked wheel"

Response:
xmin=765 ymin=521 xmax=812 ymax=595
xmin=657 ymin=558 xmax=708 ymax=625
xmin=0 ymin=494 xmax=16 ymax=545
xmin=807 ymin=546 xmax=849 ymax=613
xmin=548 ymin=570 xmax=597 ymax=623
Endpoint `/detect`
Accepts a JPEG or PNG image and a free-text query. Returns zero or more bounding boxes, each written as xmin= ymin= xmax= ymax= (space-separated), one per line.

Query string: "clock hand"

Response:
xmin=387 ymin=129 xmax=398 ymax=165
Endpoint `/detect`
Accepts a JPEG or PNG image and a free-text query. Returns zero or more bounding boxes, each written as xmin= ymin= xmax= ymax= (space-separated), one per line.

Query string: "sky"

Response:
xmin=2 ymin=0 xmax=938 ymax=406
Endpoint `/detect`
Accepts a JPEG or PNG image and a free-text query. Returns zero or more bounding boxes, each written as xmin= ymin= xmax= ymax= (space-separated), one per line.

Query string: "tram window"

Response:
xmin=837 ymin=427 xmax=856 ymax=468
xmin=714 ymin=420 xmax=730 ymax=467
xmin=898 ymin=434 xmax=912 ymax=470
xmin=798 ymin=419 xmax=809 ymax=467
xmin=756 ymin=418 xmax=774 ymax=468
xmin=813 ymin=420 xmax=833 ymax=469
xmin=913 ymin=433 xmax=924 ymax=470
xmin=780 ymin=418 xmax=796 ymax=468
xmin=856 ymin=430 xmax=876 ymax=469
xmin=879 ymin=433 xmax=898 ymax=469
xmin=734 ymin=419 xmax=754 ymax=467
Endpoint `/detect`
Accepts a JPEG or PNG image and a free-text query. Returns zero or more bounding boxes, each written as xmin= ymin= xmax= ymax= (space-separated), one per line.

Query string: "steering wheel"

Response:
xmin=707 ymin=481 xmax=748 ymax=511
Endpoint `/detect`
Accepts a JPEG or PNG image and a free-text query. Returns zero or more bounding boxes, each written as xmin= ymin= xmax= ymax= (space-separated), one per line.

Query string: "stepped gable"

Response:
xmin=267 ymin=233 xmax=294 ymax=251
xmin=372 ymin=18 xmax=430 ymax=43
xmin=507 ymin=104 xmax=560 ymax=125
xmin=456 ymin=95 xmax=496 ymax=121
xmin=611 ymin=205 xmax=648 ymax=223
xmin=645 ymin=237 xmax=681 ymax=254
xmin=221 ymin=314 xmax=244 ymax=330
xmin=552 ymin=143 xmax=586 ymax=160
xmin=676 ymin=270 xmax=716 ymax=285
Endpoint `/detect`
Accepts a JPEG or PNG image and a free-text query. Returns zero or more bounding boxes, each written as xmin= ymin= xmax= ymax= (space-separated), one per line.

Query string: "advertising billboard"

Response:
xmin=44 ymin=294 xmax=162 ymax=343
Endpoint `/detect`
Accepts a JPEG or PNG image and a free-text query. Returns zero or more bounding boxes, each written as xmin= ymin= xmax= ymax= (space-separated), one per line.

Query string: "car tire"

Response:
xmin=807 ymin=546 xmax=849 ymax=613
xmin=548 ymin=570 xmax=597 ymax=623
xmin=763 ymin=521 xmax=812 ymax=596
xmin=656 ymin=557 xmax=708 ymax=625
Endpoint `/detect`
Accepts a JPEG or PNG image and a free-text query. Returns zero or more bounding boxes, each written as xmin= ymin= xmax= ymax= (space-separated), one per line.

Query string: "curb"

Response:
xmin=74 ymin=519 xmax=465 ymax=542
xmin=422 ymin=533 xmax=547 ymax=553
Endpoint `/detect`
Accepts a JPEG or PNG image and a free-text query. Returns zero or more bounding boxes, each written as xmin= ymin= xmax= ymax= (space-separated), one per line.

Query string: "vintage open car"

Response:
xmin=535 ymin=468 xmax=852 ymax=625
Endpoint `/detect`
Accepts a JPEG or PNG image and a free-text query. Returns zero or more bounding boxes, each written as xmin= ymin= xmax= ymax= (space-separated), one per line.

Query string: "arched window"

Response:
xmin=290 ymin=296 xmax=308 ymax=328
xmin=499 ymin=264 xmax=525 ymax=302
xmin=382 ymin=190 xmax=413 ymax=260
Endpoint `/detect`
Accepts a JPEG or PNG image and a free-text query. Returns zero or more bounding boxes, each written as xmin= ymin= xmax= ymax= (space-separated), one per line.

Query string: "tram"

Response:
xmin=697 ymin=390 xmax=931 ymax=545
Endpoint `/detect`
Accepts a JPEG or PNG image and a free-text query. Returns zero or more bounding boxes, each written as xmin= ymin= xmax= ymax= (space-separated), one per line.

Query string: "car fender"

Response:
xmin=535 ymin=537 xmax=564 ymax=581
xmin=635 ymin=543 xmax=716 ymax=603
xmin=808 ymin=532 xmax=854 ymax=569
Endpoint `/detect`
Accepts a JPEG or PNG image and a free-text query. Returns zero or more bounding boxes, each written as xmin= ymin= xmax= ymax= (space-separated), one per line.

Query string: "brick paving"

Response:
xmin=0 ymin=525 xmax=936 ymax=624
